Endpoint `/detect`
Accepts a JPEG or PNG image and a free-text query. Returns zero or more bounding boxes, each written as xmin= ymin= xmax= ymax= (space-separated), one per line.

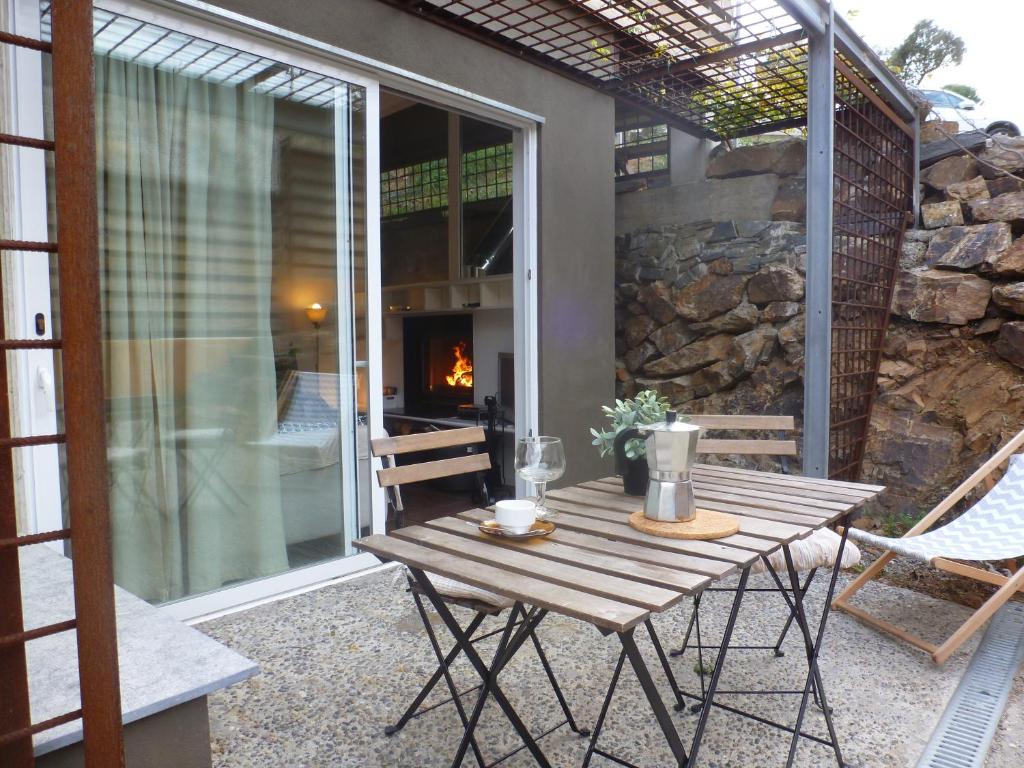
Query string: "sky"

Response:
xmin=833 ymin=0 xmax=1023 ymax=125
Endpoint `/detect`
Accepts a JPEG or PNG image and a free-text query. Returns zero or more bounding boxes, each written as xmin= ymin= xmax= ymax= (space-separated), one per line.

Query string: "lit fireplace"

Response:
xmin=404 ymin=314 xmax=474 ymax=415
xmin=446 ymin=342 xmax=473 ymax=388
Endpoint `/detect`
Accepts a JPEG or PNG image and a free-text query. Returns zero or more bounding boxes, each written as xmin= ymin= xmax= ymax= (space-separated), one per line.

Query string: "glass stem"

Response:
xmin=537 ymin=481 xmax=548 ymax=510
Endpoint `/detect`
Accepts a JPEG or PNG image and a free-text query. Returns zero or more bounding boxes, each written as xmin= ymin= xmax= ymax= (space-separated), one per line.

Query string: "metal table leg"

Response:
xmin=583 ymin=567 xmax=752 ymax=768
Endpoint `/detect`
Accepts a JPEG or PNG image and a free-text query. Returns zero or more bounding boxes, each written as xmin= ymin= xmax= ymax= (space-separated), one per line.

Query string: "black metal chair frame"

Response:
xmin=401 ymin=568 xmax=587 ymax=768
xmin=376 ymin=430 xmax=584 ymax=767
xmin=580 ymin=567 xmax=751 ymax=768
xmin=688 ymin=519 xmax=853 ymax=767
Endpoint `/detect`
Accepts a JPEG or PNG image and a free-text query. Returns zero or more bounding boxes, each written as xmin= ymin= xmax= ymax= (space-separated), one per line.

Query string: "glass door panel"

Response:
xmin=41 ymin=6 xmax=372 ymax=603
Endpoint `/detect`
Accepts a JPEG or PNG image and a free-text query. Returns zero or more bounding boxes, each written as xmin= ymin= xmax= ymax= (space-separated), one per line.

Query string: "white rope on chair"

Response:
xmin=849 ymin=454 xmax=1024 ymax=564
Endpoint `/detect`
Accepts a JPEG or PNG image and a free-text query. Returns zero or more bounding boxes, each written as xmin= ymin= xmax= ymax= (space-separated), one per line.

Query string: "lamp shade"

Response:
xmin=305 ymin=303 xmax=328 ymax=325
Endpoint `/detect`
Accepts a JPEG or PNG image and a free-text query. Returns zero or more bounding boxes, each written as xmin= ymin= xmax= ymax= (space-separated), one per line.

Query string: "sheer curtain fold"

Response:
xmin=97 ymin=53 xmax=287 ymax=602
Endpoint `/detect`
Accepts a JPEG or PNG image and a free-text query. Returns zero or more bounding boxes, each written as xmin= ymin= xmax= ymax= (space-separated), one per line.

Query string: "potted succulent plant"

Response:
xmin=590 ymin=390 xmax=673 ymax=495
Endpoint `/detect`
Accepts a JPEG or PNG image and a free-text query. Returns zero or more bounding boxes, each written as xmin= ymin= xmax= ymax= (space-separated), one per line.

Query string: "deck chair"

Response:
xmin=672 ymin=414 xmax=861 ymax=670
xmin=834 ymin=428 xmax=1024 ymax=665
xmin=370 ymin=427 xmax=584 ymax=762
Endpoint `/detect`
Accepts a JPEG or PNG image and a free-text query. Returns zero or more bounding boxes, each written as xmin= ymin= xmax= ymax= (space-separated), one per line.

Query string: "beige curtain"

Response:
xmin=96 ymin=54 xmax=287 ymax=602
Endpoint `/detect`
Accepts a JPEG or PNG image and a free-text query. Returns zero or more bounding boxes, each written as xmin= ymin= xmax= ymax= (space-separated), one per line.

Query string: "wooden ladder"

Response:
xmin=0 ymin=2 xmax=124 ymax=766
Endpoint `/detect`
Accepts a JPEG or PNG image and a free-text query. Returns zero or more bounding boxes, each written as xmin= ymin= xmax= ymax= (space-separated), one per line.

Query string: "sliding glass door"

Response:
xmin=29 ymin=4 xmax=377 ymax=605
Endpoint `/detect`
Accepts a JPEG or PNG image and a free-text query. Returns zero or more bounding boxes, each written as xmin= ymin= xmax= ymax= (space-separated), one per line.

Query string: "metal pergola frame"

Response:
xmin=381 ymin=1 xmax=919 ymax=480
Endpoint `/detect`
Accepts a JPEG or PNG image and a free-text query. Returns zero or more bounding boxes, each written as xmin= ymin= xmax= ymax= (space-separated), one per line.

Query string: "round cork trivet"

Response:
xmin=628 ymin=509 xmax=739 ymax=540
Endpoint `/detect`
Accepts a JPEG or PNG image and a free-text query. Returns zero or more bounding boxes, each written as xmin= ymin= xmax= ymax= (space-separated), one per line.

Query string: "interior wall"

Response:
xmin=212 ymin=0 xmax=616 ymax=485
xmin=472 ymin=308 xmax=513 ymax=406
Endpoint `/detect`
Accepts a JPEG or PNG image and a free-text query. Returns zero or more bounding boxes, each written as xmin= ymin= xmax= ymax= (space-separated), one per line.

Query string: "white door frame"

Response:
xmin=6 ymin=0 xmax=61 ymax=545
xmin=10 ymin=0 xmax=541 ymax=621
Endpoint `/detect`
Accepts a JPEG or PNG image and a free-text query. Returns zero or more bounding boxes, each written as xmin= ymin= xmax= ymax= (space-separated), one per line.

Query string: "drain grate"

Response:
xmin=916 ymin=601 xmax=1024 ymax=768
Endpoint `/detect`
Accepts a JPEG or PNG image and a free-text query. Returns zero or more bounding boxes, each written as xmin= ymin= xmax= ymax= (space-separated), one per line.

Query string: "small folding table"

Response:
xmin=356 ymin=464 xmax=884 ymax=767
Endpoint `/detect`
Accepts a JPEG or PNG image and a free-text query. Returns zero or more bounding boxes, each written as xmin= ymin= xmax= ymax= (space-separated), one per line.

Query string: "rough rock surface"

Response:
xmin=921 ymin=201 xmax=964 ymax=229
xmin=746 ymin=263 xmax=804 ymax=304
xmin=920 ymin=120 xmax=959 ymax=144
xmin=921 ymin=155 xmax=978 ymax=190
xmin=978 ymin=136 xmax=1024 ymax=179
xmin=994 ymin=321 xmax=1024 ymax=369
xmin=925 ymin=223 xmax=1012 ymax=271
xmin=969 ymin=191 xmax=1024 ymax=223
xmin=642 ymin=334 xmax=733 ymax=376
xmin=771 ymin=176 xmax=806 ymax=222
xmin=864 ymin=321 xmax=1024 ymax=519
xmin=891 ymin=269 xmax=991 ymax=324
xmin=616 ymin=142 xmax=1024 ymax=528
xmin=944 ymin=175 xmax=990 ymax=203
xmin=672 ymin=273 xmax=748 ymax=321
xmin=981 ymin=238 xmax=1024 ymax=278
xmin=705 ymin=138 xmax=805 ymax=179
xmin=992 ymin=282 xmax=1024 ymax=315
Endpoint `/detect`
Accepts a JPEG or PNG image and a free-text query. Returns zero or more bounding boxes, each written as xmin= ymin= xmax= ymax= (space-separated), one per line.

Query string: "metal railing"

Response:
xmin=828 ymin=59 xmax=914 ymax=480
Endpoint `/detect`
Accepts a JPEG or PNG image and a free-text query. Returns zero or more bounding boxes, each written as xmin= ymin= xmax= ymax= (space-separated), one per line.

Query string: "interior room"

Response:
xmin=378 ymin=91 xmax=517 ymax=526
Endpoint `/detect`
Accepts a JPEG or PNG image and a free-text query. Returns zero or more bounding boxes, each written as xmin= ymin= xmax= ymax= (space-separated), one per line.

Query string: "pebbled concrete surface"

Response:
xmin=201 ymin=567 xmax=1024 ymax=767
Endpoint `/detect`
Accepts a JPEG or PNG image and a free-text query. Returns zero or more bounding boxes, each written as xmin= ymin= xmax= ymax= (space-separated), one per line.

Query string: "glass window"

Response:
xmin=615 ymin=111 xmax=669 ymax=179
xmin=42 ymin=7 xmax=371 ymax=603
xmin=461 ymin=116 xmax=514 ymax=277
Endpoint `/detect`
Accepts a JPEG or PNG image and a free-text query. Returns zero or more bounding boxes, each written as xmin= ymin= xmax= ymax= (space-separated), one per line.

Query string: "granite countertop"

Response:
xmin=20 ymin=544 xmax=258 ymax=756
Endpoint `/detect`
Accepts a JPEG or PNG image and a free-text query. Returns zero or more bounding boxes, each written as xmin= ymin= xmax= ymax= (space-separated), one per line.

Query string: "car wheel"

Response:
xmin=987 ymin=122 xmax=1021 ymax=138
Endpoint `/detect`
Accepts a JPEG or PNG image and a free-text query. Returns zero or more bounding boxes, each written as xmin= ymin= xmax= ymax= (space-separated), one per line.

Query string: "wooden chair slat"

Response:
xmin=354 ymin=534 xmax=649 ymax=632
xmin=689 ymin=415 xmax=795 ymax=430
xmin=393 ymin=524 xmax=689 ymax=609
xmin=371 ymin=426 xmax=486 ymax=457
xmin=698 ymin=438 xmax=798 ymax=456
xmin=376 ymin=452 xmax=490 ymax=488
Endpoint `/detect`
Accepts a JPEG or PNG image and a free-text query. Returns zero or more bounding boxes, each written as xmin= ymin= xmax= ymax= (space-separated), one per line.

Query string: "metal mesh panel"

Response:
xmin=380 ymin=1 xmax=808 ymax=139
xmin=829 ymin=60 xmax=914 ymax=480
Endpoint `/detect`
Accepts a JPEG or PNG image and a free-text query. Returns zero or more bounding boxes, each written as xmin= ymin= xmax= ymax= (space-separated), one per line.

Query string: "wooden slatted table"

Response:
xmin=356 ymin=465 xmax=884 ymax=768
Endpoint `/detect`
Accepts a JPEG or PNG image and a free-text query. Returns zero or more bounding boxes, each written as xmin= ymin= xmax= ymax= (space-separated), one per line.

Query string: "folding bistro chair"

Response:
xmin=671 ymin=415 xmax=861 ymax=683
xmin=370 ymin=426 xmax=585 ymax=764
xmin=834 ymin=427 xmax=1024 ymax=665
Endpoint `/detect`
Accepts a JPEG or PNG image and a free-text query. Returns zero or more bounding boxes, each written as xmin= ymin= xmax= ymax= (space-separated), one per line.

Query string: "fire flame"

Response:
xmin=446 ymin=342 xmax=473 ymax=388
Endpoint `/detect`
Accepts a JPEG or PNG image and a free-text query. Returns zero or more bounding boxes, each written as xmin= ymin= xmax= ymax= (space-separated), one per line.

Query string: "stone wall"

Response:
xmin=615 ymin=217 xmax=809 ymax=472
xmin=863 ymin=136 xmax=1024 ymax=524
xmin=615 ymin=134 xmax=1024 ymax=526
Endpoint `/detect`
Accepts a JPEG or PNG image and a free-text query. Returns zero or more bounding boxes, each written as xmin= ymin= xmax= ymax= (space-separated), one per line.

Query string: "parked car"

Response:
xmin=913 ymin=88 xmax=1020 ymax=137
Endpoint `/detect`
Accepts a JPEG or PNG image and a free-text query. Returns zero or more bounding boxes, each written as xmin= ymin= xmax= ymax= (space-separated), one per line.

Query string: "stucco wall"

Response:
xmin=205 ymin=0 xmax=617 ymax=484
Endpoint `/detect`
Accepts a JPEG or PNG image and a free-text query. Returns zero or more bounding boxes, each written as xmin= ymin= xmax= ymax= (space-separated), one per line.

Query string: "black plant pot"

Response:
xmin=620 ymin=457 xmax=649 ymax=496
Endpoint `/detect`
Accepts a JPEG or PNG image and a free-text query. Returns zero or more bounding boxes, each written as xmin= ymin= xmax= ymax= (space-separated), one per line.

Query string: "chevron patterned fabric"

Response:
xmin=849 ymin=455 xmax=1024 ymax=563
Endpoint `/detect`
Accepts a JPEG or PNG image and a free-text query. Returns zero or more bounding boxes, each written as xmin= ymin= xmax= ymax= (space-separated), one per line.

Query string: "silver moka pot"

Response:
xmin=613 ymin=412 xmax=703 ymax=522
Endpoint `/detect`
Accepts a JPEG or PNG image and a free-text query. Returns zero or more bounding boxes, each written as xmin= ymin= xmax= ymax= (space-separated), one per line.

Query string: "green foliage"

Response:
xmin=886 ymin=20 xmax=965 ymax=86
xmin=943 ymin=83 xmax=981 ymax=103
xmin=881 ymin=511 xmax=923 ymax=538
xmin=686 ymin=47 xmax=806 ymax=138
xmin=590 ymin=390 xmax=674 ymax=460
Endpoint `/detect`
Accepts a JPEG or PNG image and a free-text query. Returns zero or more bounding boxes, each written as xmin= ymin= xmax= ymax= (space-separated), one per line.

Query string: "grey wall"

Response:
xmin=208 ymin=0 xmax=616 ymax=485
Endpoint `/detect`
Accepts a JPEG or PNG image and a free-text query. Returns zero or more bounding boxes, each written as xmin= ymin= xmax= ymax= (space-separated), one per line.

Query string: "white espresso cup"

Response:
xmin=494 ymin=499 xmax=537 ymax=534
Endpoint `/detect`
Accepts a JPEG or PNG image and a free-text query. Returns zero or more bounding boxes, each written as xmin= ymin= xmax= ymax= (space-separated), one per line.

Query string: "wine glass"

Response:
xmin=515 ymin=436 xmax=565 ymax=519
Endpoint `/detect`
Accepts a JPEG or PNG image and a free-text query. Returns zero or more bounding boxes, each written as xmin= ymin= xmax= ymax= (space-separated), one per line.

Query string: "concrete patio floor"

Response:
xmin=201 ymin=566 xmax=1024 ymax=767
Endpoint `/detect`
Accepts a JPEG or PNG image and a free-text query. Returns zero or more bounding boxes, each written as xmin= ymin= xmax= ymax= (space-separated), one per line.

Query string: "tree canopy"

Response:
xmin=887 ymin=20 xmax=965 ymax=85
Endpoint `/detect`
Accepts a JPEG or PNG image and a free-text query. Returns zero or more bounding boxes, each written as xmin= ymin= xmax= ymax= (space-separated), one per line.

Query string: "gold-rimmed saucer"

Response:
xmin=479 ymin=519 xmax=555 ymax=539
